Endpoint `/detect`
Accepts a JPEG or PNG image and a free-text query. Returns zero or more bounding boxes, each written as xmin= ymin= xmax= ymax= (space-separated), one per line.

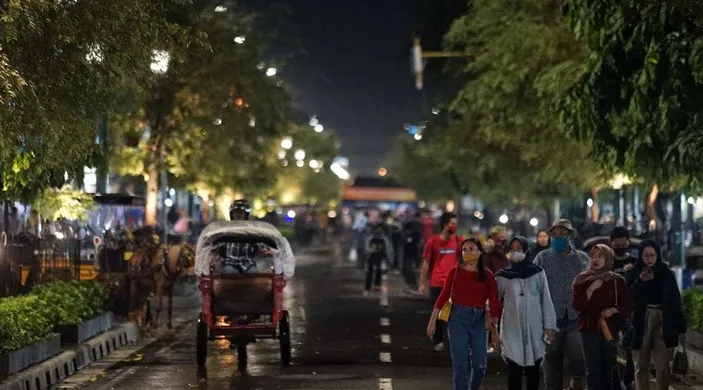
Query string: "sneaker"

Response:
xmin=433 ymin=343 xmax=445 ymax=352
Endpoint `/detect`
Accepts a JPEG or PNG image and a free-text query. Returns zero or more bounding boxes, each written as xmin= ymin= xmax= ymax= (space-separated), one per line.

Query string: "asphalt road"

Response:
xmin=61 ymin=244 xmax=517 ymax=390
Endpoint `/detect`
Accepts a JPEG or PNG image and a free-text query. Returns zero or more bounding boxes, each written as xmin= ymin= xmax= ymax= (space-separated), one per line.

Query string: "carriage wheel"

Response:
xmin=236 ymin=343 xmax=248 ymax=369
xmin=279 ymin=310 xmax=291 ymax=365
xmin=196 ymin=314 xmax=208 ymax=366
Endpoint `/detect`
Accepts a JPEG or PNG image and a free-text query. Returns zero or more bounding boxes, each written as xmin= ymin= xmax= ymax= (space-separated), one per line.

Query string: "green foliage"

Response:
xmin=682 ymin=288 xmax=703 ymax=331
xmin=32 ymin=281 xmax=106 ymax=327
xmin=562 ymin=0 xmax=703 ymax=188
xmin=0 ymin=0 xmax=184 ymax=200
xmin=0 ymin=295 xmax=53 ymax=354
xmin=394 ymin=0 xmax=610 ymax=206
xmin=31 ymin=186 xmax=96 ymax=222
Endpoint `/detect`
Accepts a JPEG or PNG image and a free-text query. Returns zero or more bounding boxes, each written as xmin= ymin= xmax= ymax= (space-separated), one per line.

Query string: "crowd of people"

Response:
xmin=350 ymin=209 xmax=688 ymax=390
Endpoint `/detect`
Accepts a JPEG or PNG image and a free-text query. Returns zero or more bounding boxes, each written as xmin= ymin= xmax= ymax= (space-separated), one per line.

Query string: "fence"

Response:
xmin=0 ymin=236 xmax=82 ymax=298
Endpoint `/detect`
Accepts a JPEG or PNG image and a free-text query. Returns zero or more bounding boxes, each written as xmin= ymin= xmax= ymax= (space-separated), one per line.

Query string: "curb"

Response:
xmin=0 ymin=323 xmax=138 ymax=390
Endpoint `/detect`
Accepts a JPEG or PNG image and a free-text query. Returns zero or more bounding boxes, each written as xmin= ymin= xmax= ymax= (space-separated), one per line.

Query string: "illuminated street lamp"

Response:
xmin=150 ymin=50 xmax=170 ymax=74
xmin=530 ymin=218 xmax=539 ymax=227
xmin=234 ymin=36 xmax=245 ymax=44
xmin=266 ymin=67 xmax=277 ymax=77
xmin=314 ymin=124 xmax=324 ymax=133
xmin=294 ymin=149 xmax=306 ymax=160
xmin=280 ymin=137 xmax=293 ymax=150
xmin=378 ymin=167 xmax=387 ymax=177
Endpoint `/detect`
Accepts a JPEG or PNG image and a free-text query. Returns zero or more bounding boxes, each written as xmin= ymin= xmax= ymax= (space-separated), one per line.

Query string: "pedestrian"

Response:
xmin=364 ymin=223 xmax=393 ymax=295
xmin=419 ymin=212 xmax=462 ymax=352
xmin=626 ymin=240 xmax=687 ymax=390
xmin=533 ymin=219 xmax=588 ymax=390
xmin=610 ymin=226 xmax=638 ymax=388
xmin=496 ymin=236 xmax=558 ymax=390
xmin=533 ymin=229 xmax=551 ymax=258
xmin=402 ymin=212 xmax=423 ymax=294
xmin=485 ymin=227 xmax=509 ymax=273
xmin=572 ymin=244 xmax=631 ymax=390
xmin=427 ymin=237 xmax=501 ymax=390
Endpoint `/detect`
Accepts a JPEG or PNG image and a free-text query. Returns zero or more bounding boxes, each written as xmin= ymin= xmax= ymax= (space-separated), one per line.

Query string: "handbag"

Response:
xmin=672 ymin=343 xmax=689 ymax=377
xmin=438 ymin=268 xmax=457 ymax=322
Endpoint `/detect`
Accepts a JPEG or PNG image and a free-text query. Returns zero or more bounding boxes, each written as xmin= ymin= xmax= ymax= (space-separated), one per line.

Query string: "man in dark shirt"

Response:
xmin=402 ymin=212 xmax=423 ymax=293
xmin=364 ymin=223 xmax=394 ymax=294
xmin=610 ymin=226 xmax=637 ymax=390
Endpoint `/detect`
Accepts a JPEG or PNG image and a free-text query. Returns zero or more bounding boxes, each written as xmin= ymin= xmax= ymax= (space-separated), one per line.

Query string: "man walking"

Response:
xmin=419 ymin=212 xmax=462 ymax=352
xmin=610 ymin=226 xmax=637 ymax=389
xmin=533 ymin=219 xmax=588 ymax=390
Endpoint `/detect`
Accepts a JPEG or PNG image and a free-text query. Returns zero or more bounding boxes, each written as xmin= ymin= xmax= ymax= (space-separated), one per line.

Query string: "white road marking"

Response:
xmin=380 ymin=317 xmax=390 ymax=326
xmin=380 ymin=334 xmax=391 ymax=344
xmin=379 ymin=377 xmax=393 ymax=389
xmin=379 ymin=352 xmax=392 ymax=363
xmin=380 ymin=295 xmax=389 ymax=307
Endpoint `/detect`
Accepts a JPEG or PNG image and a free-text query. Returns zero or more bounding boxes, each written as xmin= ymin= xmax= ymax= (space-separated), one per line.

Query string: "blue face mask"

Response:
xmin=552 ymin=236 xmax=569 ymax=252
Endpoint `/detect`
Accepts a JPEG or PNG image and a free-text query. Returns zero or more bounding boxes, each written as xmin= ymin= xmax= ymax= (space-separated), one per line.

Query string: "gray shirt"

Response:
xmin=533 ymin=247 xmax=588 ymax=322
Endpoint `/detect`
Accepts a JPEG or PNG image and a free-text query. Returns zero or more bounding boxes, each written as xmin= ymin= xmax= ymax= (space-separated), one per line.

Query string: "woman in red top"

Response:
xmin=427 ymin=237 xmax=501 ymax=390
xmin=572 ymin=244 xmax=631 ymax=390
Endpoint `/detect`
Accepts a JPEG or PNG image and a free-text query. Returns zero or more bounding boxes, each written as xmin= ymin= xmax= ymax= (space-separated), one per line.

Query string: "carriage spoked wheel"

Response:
xmin=279 ymin=310 xmax=291 ymax=366
xmin=196 ymin=314 xmax=208 ymax=366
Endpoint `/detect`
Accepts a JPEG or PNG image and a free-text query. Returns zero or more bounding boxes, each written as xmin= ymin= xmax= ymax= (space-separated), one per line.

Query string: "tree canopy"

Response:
xmin=562 ymin=0 xmax=703 ymax=189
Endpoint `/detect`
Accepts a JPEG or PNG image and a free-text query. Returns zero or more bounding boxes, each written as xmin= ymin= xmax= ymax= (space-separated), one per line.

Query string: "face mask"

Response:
xmin=552 ymin=237 xmax=569 ymax=252
xmin=509 ymin=252 xmax=526 ymax=262
xmin=447 ymin=225 xmax=457 ymax=235
xmin=463 ymin=253 xmax=479 ymax=264
xmin=613 ymin=248 xmax=629 ymax=257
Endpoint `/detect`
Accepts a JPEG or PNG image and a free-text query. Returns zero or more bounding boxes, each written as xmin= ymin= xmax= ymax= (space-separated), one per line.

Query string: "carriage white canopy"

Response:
xmin=194 ymin=221 xmax=295 ymax=278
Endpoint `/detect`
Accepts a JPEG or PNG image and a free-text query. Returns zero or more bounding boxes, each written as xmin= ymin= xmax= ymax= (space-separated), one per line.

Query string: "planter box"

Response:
xmin=0 ymin=333 xmax=61 ymax=380
xmin=56 ymin=312 xmax=113 ymax=345
xmin=687 ymin=330 xmax=703 ymax=350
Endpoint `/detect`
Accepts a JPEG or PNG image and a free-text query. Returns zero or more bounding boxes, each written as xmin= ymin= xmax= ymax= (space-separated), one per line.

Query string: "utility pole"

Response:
xmin=412 ymin=37 xmax=473 ymax=91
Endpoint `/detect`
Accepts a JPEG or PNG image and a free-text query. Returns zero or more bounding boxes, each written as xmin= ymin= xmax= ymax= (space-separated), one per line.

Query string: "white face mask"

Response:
xmin=509 ymin=251 xmax=526 ymax=262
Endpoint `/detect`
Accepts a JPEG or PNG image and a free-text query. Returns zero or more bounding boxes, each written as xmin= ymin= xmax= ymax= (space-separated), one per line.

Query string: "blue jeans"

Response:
xmin=447 ymin=304 xmax=488 ymax=390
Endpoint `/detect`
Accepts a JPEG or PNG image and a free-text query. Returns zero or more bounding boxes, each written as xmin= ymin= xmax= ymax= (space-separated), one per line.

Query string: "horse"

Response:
xmin=127 ymin=240 xmax=194 ymax=329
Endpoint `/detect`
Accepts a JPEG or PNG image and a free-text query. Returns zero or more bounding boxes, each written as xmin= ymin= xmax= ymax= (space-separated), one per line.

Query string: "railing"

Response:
xmin=0 ymin=236 xmax=82 ymax=298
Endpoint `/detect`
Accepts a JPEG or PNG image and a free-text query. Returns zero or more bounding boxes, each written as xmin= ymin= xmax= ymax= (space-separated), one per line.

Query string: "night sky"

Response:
xmin=243 ymin=0 xmax=427 ymax=174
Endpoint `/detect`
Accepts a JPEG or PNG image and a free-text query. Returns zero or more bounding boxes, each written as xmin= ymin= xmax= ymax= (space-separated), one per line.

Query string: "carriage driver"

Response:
xmin=217 ymin=199 xmax=274 ymax=274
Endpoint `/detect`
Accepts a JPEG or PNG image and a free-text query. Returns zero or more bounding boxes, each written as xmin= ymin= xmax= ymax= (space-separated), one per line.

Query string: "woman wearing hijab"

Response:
xmin=626 ymin=240 xmax=686 ymax=390
xmin=572 ymin=244 xmax=631 ymax=389
xmin=496 ymin=236 xmax=558 ymax=390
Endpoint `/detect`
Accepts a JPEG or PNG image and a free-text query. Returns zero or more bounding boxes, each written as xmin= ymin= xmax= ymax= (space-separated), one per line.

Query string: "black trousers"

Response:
xmin=507 ymin=358 xmax=541 ymax=390
xmin=580 ymin=330 xmax=620 ymax=390
xmin=402 ymin=246 xmax=418 ymax=287
xmin=365 ymin=256 xmax=383 ymax=290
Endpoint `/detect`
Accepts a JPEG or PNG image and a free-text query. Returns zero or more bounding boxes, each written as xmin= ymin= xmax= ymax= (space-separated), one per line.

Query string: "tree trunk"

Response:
xmin=590 ymin=187 xmax=600 ymax=223
xmin=201 ymin=196 xmax=211 ymax=224
xmin=647 ymin=184 xmax=659 ymax=231
xmin=144 ymin=152 xmax=159 ymax=226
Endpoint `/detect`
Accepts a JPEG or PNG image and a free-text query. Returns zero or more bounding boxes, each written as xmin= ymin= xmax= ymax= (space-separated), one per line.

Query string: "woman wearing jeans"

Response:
xmin=572 ymin=244 xmax=631 ymax=389
xmin=427 ymin=238 xmax=501 ymax=390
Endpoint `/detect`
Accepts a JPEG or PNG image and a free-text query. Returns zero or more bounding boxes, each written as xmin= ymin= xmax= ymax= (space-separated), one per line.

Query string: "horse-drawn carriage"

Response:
xmin=194 ymin=221 xmax=295 ymax=367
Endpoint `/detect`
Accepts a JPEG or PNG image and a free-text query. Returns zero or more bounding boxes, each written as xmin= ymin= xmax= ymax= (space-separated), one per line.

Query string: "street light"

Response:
xmin=414 ymin=133 xmax=422 ymax=141
xmin=499 ymin=214 xmax=509 ymax=224
xmin=530 ymin=218 xmax=539 ymax=227
xmin=309 ymin=116 xmax=319 ymax=127
xmin=314 ymin=124 xmax=324 ymax=133
xmin=234 ymin=36 xmax=245 ymax=44
xmin=150 ymin=50 xmax=170 ymax=74
xmin=294 ymin=149 xmax=306 ymax=160
xmin=280 ymin=137 xmax=292 ymax=150
xmin=266 ymin=67 xmax=277 ymax=77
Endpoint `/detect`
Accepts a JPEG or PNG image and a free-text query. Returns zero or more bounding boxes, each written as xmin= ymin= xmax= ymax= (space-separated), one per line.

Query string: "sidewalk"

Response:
xmin=0 ymin=281 xmax=201 ymax=390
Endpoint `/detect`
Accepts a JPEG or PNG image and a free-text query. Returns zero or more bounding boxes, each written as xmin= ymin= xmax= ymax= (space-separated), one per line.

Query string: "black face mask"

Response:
xmin=613 ymin=247 xmax=629 ymax=257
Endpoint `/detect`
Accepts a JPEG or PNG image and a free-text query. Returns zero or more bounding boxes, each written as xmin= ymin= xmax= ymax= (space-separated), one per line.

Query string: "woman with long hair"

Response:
xmin=427 ymin=237 xmax=501 ymax=390
xmin=533 ymin=229 xmax=551 ymax=258
xmin=626 ymin=240 xmax=686 ymax=390
xmin=496 ymin=236 xmax=557 ymax=390
xmin=572 ymin=244 xmax=631 ymax=389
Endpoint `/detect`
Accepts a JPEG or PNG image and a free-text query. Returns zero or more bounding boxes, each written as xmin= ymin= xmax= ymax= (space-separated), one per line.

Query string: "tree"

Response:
xmin=407 ymin=0 xmax=611 ymax=209
xmin=108 ymin=2 xmax=292 ymax=225
xmin=0 ymin=0 xmax=178 ymax=202
xmin=562 ymin=1 xmax=703 ymax=188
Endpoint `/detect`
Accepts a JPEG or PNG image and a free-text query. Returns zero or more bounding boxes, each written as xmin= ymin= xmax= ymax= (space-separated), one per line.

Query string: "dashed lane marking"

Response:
xmin=380 ymin=334 xmax=391 ymax=344
xmin=379 ymin=377 xmax=393 ymax=389
xmin=379 ymin=352 xmax=392 ymax=363
xmin=380 ymin=295 xmax=389 ymax=307
xmin=380 ymin=317 xmax=390 ymax=326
